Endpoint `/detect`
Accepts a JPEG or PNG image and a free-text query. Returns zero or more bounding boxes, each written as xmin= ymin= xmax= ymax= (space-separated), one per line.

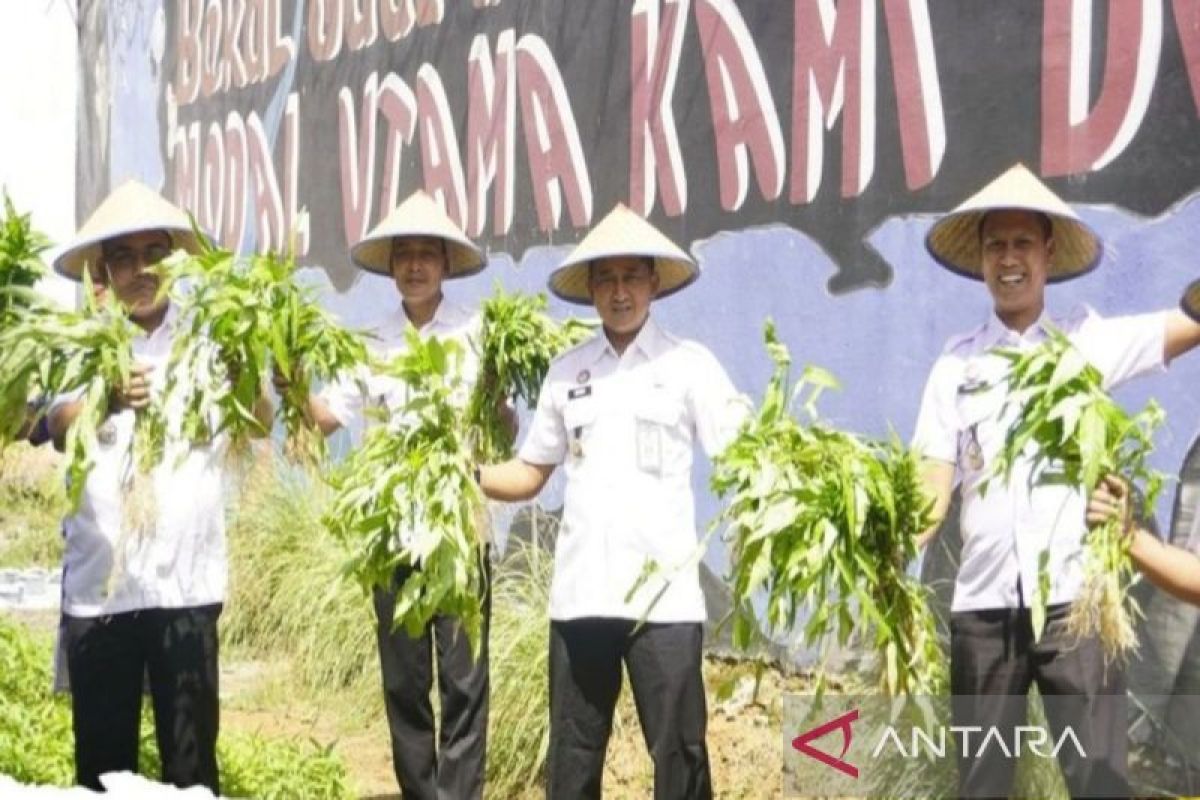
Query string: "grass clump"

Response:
xmin=0 ymin=618 xmax=73 ymax=785
xmin=222 ymin=456 xmax=379 ymax=720
xmin=485 ymin=536 xmax=554 ymax=795
xmin=0 ymin=445 xmax=67 ymax=567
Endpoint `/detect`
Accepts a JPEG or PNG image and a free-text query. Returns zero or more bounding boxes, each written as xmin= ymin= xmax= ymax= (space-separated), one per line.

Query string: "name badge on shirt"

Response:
xmin=567 ymin=386 xmax=592 ymax=458
xmin=636 ymin=419 xmax=662 ymax=474
xmin=957 ymin=377 xmax=991 ymax=395
xmin=957 ymin=363 xmax=992 ymax=396
xmin=964 ymin=423 xmax=984 ymax=471
xmin=97 ymin=419 xmax=117 ymax=446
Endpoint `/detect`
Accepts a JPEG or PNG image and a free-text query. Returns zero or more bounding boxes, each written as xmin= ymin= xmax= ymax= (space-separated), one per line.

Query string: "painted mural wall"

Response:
xmin=76 ymin=0 xmax=1200 ymax=728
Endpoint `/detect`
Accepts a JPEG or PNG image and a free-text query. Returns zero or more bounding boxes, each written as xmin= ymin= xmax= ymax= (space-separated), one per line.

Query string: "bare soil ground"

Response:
xmin=215 ymin=653 xmax=807 ymax=799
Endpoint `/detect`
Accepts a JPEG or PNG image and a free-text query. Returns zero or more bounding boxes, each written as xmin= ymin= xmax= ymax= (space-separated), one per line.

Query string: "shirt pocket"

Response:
xmin=633 ymin=393 xmax=690 ymax=477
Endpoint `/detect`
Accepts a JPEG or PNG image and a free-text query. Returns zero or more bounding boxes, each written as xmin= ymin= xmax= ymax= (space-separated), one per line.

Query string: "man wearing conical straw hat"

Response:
xmin=45 ymin=179 xmax=265 ymax=793
xmin=913 ymin=164 xmax=1200 ymax=798
xmin=294 ymin=190 xmax=494 ymax=799
xmin=478 ymin=205 xmax=749 ymax=799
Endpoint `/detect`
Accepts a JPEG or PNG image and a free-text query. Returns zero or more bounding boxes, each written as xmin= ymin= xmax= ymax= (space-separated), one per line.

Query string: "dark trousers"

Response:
xmin=547 ymin=618 xmax=712 ymax=800
xmin=62 ymin=604 xmax=222 ymax=793
xmin=373 ymin=559 xmax=491 ymax=800
xmin=950 ymin=604 xmax=1129 ymax=799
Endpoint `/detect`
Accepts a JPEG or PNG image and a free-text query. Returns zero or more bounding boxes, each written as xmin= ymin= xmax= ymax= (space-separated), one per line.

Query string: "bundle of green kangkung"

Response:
xmin=464 ymin=287 xmax=593 ymax=461
xmin=323 ymin=330 xmax=489 ymax=655
xmin=0 ymin=193 xmax=54 ymax=443
xmin=0 ymin=192 xmax=51 ymax=329
xmin=150 ymin=238 xmax=369 ymax=466
xmin=326 ymin=289 xmax=592 ymax=655
xmin=0 ymin=279 xmax=139 ymax=510
xmin=987 ymin=326 xmax=1164 ymax=662
xmin=712 ymin=322 xmax=942 ymax=695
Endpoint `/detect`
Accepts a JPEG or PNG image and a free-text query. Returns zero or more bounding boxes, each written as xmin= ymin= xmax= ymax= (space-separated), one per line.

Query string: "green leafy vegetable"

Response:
xmin=464 ymin=286 xmax=593 ymax=461
xmin=325 ymin=289 xmax=589 ymax=654
xmin=988 ymin=326 xmax=1164 ymax=662
xmin=152 ymin=235 xmax=369 ymax=465
xmin=712 ymin=321 xmax=943 ymax=695
xmin=0 ymin=192 xmax=50 ymax=329
xmin=0 ymin=279 xmax=139 ymax=511
xmin=323 ymin=331 xmax=489 ymax=655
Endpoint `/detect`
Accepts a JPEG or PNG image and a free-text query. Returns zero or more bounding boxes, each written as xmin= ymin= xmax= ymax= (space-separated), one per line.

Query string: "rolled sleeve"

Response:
xmin=688 ymin=348 xmax=750 ymax=458
xmin=48 ymin=387 xmax=86 ymax=416
xmin=517 ymin=377 xmax=567 ymax=466
xmin=911 ymin=356 xmax=960 ymax=464
xmin=318 ymin=368 xmax=367 ymax=429
xmin=1073 ymin=309 xmax=1167 ymax=390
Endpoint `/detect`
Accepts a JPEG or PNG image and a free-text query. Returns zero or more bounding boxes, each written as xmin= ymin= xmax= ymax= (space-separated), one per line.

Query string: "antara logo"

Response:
xmin=791 ymin=709 xmax=860 ymax=779
xmin=792 ymin=707 xmax=1089 ymax=780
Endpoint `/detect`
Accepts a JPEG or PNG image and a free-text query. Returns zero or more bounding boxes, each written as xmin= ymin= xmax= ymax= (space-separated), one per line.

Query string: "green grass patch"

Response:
xmin=0 ymin=615 xmax=352 ymax=797
xmin=222 ymin=458 xmax=381 ymax=725
xmin=0 ymin=445 xmax=67 ymax=568
xmin=486 ymin=537 xmax=553 ymax=795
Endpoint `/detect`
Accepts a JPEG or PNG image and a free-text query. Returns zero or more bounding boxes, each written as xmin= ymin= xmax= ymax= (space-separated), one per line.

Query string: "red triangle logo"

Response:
xmin=791 ymin=708 xmax=859 ymax=779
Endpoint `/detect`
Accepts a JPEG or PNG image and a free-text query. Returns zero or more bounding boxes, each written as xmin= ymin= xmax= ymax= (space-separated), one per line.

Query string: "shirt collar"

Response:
xmin=587 ymin=315 xmax=665 ymax=364
xmin=393 ymin=296 xmax=466 ymax=333
xmin=981 ymin=307 xmax=1053 ymax=347
xmin=140 ymin=302 xmax=177 ymax=342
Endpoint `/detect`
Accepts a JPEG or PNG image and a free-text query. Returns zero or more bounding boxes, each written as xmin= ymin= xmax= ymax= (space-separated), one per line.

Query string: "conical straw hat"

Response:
xmin=925 ymin=163 xmax=1102 ymax=283
xmin=1181 ymin=278 xmax=1200 ymax=323
xmin=549 ymin=204 xmax=697 ymax=305
xmin=350 ymin=191 xmax=485 ymax=278
xmin=54 ymin=180 xmax=203 ymax=281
